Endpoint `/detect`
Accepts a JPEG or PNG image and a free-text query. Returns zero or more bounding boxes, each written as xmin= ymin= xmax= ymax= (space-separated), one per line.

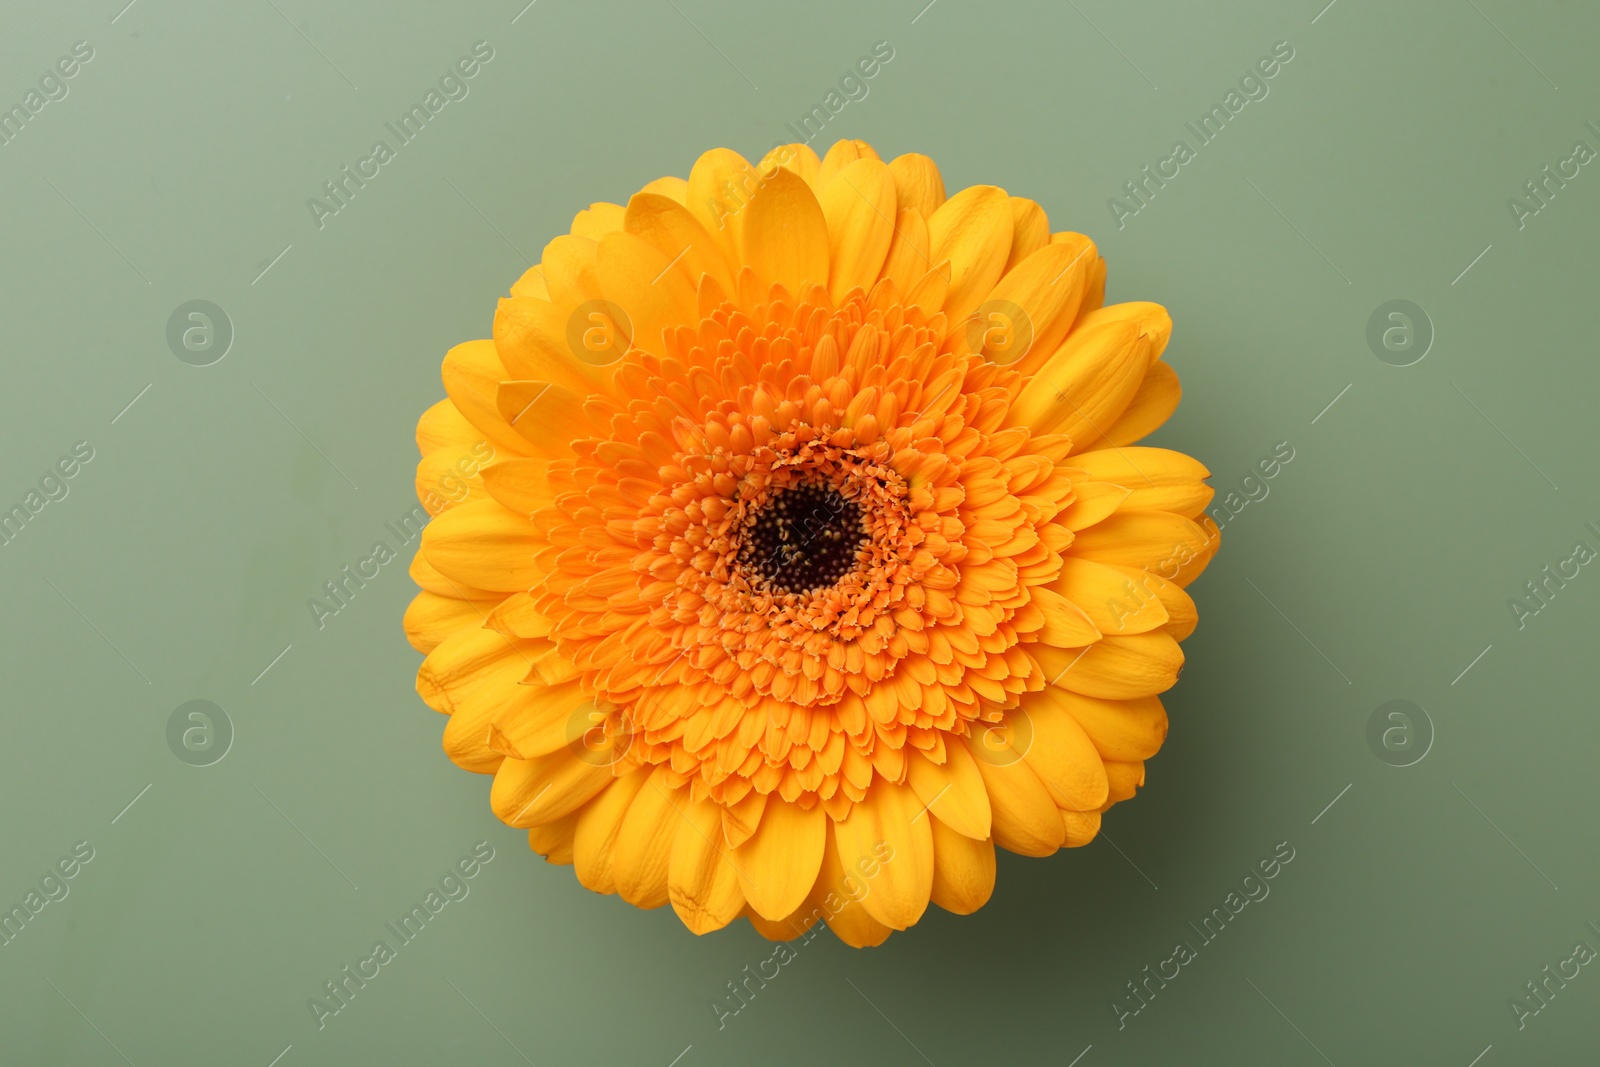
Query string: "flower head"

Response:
xmin=407 ymin=139 xmax=1218 ymax=945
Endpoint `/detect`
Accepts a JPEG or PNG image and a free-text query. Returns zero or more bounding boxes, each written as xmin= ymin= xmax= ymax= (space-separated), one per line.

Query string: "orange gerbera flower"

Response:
xmin=405 ymin=139 xmax=1219 ymax=946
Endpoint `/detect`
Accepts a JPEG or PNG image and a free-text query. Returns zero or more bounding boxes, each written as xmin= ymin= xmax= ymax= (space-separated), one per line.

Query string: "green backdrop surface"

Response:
xmin=3 ymin=1 xmax=1598 ymax=1063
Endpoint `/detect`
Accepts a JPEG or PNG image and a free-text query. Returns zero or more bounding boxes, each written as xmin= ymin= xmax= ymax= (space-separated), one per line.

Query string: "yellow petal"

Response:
xmin=421 ymin=497 xmax=541 ymax=592
xmin=1031 ymin=586 xmax=1103 ymax=647
xmin=1076 ymin=301 xmax=1173 ymax=361
xmin=976 ymin=240 xmax=1097 ymax=367
xmin=1069 ymin=509 xmax=1210 ymax=581
xmin=668 ymin=796 xmax=747 ymax=934
xmin=1017 ymin=692 xmax=1110 ymax=812
xmin=816 ymin=139 xmax=880 ymax=188
xmin=479 ymin=457 xmax=555 ymax=515
xmin=1085 ymin=360 xmax=1182 ymax=450
xmin=967 ymin=738 xmax=1065 ymax=857
xmin=1052 ymin=556 xmax=1169 ymax=636
xmin=408 ymin=549 xmax=499 ymax=601
xmin=833 ymin=780 xmax=933 ymax=930
xmin=492 ymin=297 xmax=620 ymax=395
xmin=879 ymin=208 xmax=932 ymax=291
xmin=1070 ymin=446 xmax=1212 ymax=517
xmin=1006 ymin=197 xmax=1050 ymax=272
xmin=740 ymin=166 xmax=830 ymax=295
xmin=495 ymin=380 xmax=595 ymax=458
xmin=490 ymin=748 xmax=613 ymax=827
xmin=528 ymin=809 xmax=579 ymax=864
xmin=927 ymin=185 xmax=1013 ymax=325
xmin=623 ymin=191 xmax=736 ymax=293
xmin=403 ymin=590 xmax=493 ymax=654
xmin=538 ymin=234 xmax=602 ymax=307
xmin=1036 ymin=688 xmax=1167 ymax=762
xmin=817 ymin=158 xmax=897 ymax=302
xmin=1061 ymin=807 xmax=1101 ymax=847
xmin=594 ymin=230 xmax=696 ymax=359
xmin=509 ymin=263 xmax=548 ymax=300
xmin=416 ymin=398 xmax=480 ymax=457
xmin=1011 ymin=320 xmax=1151 ymax=440
xmin=611 ymin=767 xmax=685 ymax=908
xmin=573 ymin=767 xmax=651 ymax=893
xmin=905 ymin=741 xmax=991 ymax=840
xmin=686 ymin=148 xmax=758 ymax=264
xmin=570 ymin=202 xmax=624 ymax=240
xmin=1104 ymin=760 xmax=1146 ymax=802
xmin=416 ymin=441 xmax=490 ymax=515
xmin=928 ymin=817 xmax=995 ymax=915
xmin=744 ymin=903 xmax=817 ymax=942
xmin=734 ymin=799 xmax=826 ymax=921
xmin=639 ymin=175 xmax=688 ymax=203
xmin=758 ymin=142 xmax=822 ymax=186
xmin=488 ymin=678 xmax=591 ymax=760
xmin=1036 ymin=632 xmax=1184 ymax=699
xmin=888 ymin=153 xmax=946 ymax=218
xmin=440 ymin=340 xmax=536 ymax=457
xmin=810 ymin=828 xmax=893 ymax=948
xmin=1057 ymin=479 xmax=1132 ymax=531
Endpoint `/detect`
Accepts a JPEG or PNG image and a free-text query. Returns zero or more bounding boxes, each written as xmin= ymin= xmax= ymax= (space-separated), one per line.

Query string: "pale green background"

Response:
xmin=2 ymin=0 xmax=1598 ymax=1063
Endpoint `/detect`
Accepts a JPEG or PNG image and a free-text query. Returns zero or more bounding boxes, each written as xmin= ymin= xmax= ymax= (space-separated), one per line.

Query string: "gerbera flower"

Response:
xmin=405 ymin=139 xmax=1218 ymax=947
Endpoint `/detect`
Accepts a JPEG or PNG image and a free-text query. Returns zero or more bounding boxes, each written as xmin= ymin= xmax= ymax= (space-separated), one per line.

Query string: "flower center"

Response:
xmin=737 ymin=481 xmax=868 ymax=595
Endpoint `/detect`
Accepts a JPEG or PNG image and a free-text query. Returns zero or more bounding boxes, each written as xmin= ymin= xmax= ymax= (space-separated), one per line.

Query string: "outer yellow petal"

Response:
xmin=833 ymin=780 xmax=933 ymax=930
xmin=1017 ymin=692 xmax=1110 ymax=813
xmin=408 ymin=549 xmax=499 ymax=601
xmin=741 ymin=167 xmax=830 ymax=295
xmin=403 ymin=591 xmax=493 ymax=654
xmin=1032 ymin=586 xmax=1103 ymax=646
xmin=570 ymin=202 xmax=624 ymax=240
xmin=734 ymin=799 xmax=826 ymax=921
xmin=623 ymin=191 xmax=736 ymax=293
xmin=967 ymin=739 xmax=1065 ymax=857
xmin=440 ymin=339 xmax=536 ymax=457
xmin=974 ymin=241 xmax=1097 ymax=367
xmin=611 ymin=767 xmax=685 ymax=908
xmin=1011 ymin=320 xmax=1152 ymax=441
xmin=927 ymin=185 xmax=1014 ymax=325
xmin=1005 ymin=197 xmax=1050 ymax=271
xmin=490 ymin=748 xmax=613 ymax=827
xmin=879 ymin=207 xmax=931 ymax=290
xmin=495 ymin=381 xmax=595 ymax=459
xmin=759 ymin=142 xmax=822 ymax=186
xmin=594 ymin=230 xmax=696 ymax=358
xmin=1069 ymin=510 xmax=1210 ymax=580
xmin=1061 ymin=807 xmax=1101 ymax=847
xmin=1036 ymin=689 xmax=1168 ymax=763
xmin=538 ymin=234 xmax=603 ymax=307
xmin=905 ymin=741 xmax=991 ymax=840
xmin=421 ymin=497 xmax=541 ymax=592
xmin=928 ymin=817 xmax=995 ymax=915
xmin=478 ymin=457 xmax=555 ymax=516
xmin=668 ymin=796 xmax=747 ymax=933
xmin=686 ymin=148 xmax=758 ymax=264
xmin=810 ymin=826 xmax=893 ymax=948
xmin=573 ymin=768 xmax=651 ymax=893
xmin=744 ymin=903 xmax=817 ymax=942
xmin=816 ymin=139 xmax=880 ymax=189
xmin=888 ymin=152 xmax=946 ymax=218
xmin=492 ymin=296 xmax=620 ymax=395
xmin=818 ymin=158 xmax=897 ymax=302
xmin=416 ymin=398 xmax=481 ymax=456
xmin=1085 ymin=361 xmax=1182 ymax=449
xmin=1036 ymin=632 xmax=1184 ymax=699
xmin=1052 ymin=557 xmax=1169 ymax=636
xmin=639 ymin=175 xmax=688 ymax=204
xmin=1105 ymin=760 xmax=1146 ymax=803
xmin=1071 ymin=446 xmax=1212 ymax=518
xmin=528 ymin=809 xmax=579 ymax=864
